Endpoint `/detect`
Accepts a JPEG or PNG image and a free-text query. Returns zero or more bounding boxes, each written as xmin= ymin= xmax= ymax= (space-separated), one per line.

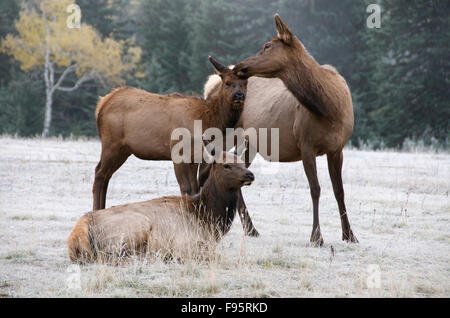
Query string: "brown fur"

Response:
xmin=95 ymin=87 xmax=129 ymax=120
xmin=92 ymin=57 xmax=248 ymax=224
xmin=68 ymin=150 xmax=254 ymax=263
xmin=67 ymin=215 xmax=93 ymax=262
xmin=229 ymin=15 xmax=358 ymax=245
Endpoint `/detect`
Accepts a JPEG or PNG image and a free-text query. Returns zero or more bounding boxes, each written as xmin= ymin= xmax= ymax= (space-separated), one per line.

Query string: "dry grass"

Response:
xmin=0 ymin=136 xmax=448 ymax=297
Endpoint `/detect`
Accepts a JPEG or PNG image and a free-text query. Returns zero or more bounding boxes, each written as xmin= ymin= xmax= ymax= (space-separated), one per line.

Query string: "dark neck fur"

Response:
xmin=188 ymin=176 xmax=238 ymax=238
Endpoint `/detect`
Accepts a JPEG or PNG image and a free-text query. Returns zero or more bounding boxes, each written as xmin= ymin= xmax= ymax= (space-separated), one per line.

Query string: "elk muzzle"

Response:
xmin=232 ymin=91 xmax=245 ymax=109
xmin=241 ymin=171 xmax=255 ymax=186
xmin=233 ymin=91 xmax=245 ymax=101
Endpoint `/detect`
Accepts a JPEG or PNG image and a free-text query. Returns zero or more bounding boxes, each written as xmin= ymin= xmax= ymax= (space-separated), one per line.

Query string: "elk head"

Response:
xmin=202 ymin=136 xmax=254 ymax=191
xmin=209 ymin=56 xmax=248 ymax=110
xmin=233 ymin=14 xmax=301 ymax=78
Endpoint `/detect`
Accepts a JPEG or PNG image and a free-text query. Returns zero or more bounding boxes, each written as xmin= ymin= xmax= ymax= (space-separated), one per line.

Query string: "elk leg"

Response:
xmin=238 ymin=144 xmax=259 ymax=237
xmin=93 ymin=162 xmax=103 ymax=211
xmin=174 ymin=163 xmax=193 ymax=195
xmin=237 ymin=189 xmax=259 ymax=237
xmin=93 ymin=166 xmax=108 ymax=211
xmin=99 ymin=177 xmax=110 ymax=211
xmin=93 ymin=150 xmax=129 ymax=210
xmin=327 ymin=151 xmax=358 ymax=243
xmin=302 ymin=149 xmax=324 ymax=247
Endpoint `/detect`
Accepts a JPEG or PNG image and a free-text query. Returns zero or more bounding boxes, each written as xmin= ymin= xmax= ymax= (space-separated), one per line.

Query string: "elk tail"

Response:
xmin=67 ymin=214 xmax=94 ymax=263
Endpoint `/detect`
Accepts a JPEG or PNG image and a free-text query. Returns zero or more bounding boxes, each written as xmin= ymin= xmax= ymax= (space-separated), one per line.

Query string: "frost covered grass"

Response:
xmin=0 ymin=136 xmax=449 ymax=297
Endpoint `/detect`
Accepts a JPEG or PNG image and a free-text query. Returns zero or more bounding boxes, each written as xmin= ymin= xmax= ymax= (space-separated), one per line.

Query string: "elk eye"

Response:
xmin=223 ymin=164 xmax=231 ymax=169
xmin=225 ymin=82 xmax=231 ymax=86
xmin=264 ymin=43 xmax=272 ymax=50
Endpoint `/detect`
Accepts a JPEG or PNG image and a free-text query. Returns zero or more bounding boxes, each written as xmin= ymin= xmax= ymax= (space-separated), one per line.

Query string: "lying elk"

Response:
xmin=93 ymin=57 xmax=248 ymax=215
xmin=206 ymin=15 xmax=358 ymax=246
xmin=68 ymin=140 xmax=254 ymax=263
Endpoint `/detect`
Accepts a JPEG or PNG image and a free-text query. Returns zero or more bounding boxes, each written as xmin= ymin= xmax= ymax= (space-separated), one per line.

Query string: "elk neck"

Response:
xmin=279 ymin=42 xmax=340 ymax=120
xmin=189 ymin=175 xmax=238 ymax=237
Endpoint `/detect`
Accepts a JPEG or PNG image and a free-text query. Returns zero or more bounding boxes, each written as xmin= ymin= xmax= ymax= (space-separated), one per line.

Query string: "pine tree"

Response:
xmin=368 ymin=0 xmax=450 ymax=147
xmin=0 ymin=70 xmax=44 ymax=136
xmin=186 ymin=0 xmax=277 ymax=93
xmin=0 ymin=0 xmax=20 ymax=85
xmin=138 ymin=0 xmax=190 ymax=93
xmin=185 ymin=0 xmax=233 ymax=92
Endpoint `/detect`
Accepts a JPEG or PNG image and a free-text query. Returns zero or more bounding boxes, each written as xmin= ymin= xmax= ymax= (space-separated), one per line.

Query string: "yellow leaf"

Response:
xmin=1 ymin=0 xmax=141 ymax=86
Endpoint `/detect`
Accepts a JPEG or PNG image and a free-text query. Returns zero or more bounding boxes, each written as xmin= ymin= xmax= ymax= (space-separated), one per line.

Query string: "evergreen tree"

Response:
xmin=185 ymin=0 xmax=235 ymax=92
xmin=368 ymin=0 xmax=450 ymax=147
xmin=0 ymin=0 xmax=447 ymax=145
xmin=186 ymin=0 xmax=277 ymax=93
xmin=138 ymin=0 xmax=190 ymax=93
xmin=0 ymin=0 xmax=20 ymax=85
xmin=0 ymin=70 xmax=44 ymax=136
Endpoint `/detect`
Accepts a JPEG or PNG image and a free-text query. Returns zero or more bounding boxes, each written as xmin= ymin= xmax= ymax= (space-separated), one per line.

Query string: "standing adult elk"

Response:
xmin=208 ymin=15 xmax=358 ymax=246
xmin=92 ymin=57 xmax=249 ymax=224
xmin=68 ymin=141 xmax=255 ymax=263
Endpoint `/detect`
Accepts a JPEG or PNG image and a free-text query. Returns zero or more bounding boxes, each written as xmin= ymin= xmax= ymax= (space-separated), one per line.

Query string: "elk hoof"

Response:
xmin=310 ymin=237 xmax=324 ymax=247
xmin=343 ymin=230 xmax=359 ymax=243
xmin=246 ymin=228 xmax=260 ymax=237
xmin=310 ymin=230 xmax=324 ymax=247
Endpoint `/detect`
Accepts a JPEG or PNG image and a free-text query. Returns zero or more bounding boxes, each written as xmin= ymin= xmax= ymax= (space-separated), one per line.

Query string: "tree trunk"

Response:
xmin=40 ymin=22 xmax=92 ymax=137
xmin=42 ymin=30 xmax=52 ymax=138
xmin=42 ymin=90 xmax=53 ymax=137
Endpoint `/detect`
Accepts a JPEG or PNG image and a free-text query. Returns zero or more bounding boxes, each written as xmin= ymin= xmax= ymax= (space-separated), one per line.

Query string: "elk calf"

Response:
xmin=93 ymin=57 xmax=248 ymax=215
xmin=68 ymin=141 xmax=254 ymax=263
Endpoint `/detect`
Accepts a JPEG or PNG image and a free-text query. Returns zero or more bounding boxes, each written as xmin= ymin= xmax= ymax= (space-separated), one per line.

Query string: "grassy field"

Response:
xmin=0 ymin=137 xmax=448 ymax=297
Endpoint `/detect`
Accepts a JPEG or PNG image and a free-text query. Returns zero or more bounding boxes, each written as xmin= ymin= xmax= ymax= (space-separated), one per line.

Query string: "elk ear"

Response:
xmin=209 ymin=56 xmax=227 ymax=75
xmin=235 ymin=139 xmax=248 ymax=159
xmin=198 ymin=164 xmax=212 ymax=188
xmin=274 ymin=14 xmax=293 ymax=45
xmin=202 ymin=135 xmax=216 ymax=163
